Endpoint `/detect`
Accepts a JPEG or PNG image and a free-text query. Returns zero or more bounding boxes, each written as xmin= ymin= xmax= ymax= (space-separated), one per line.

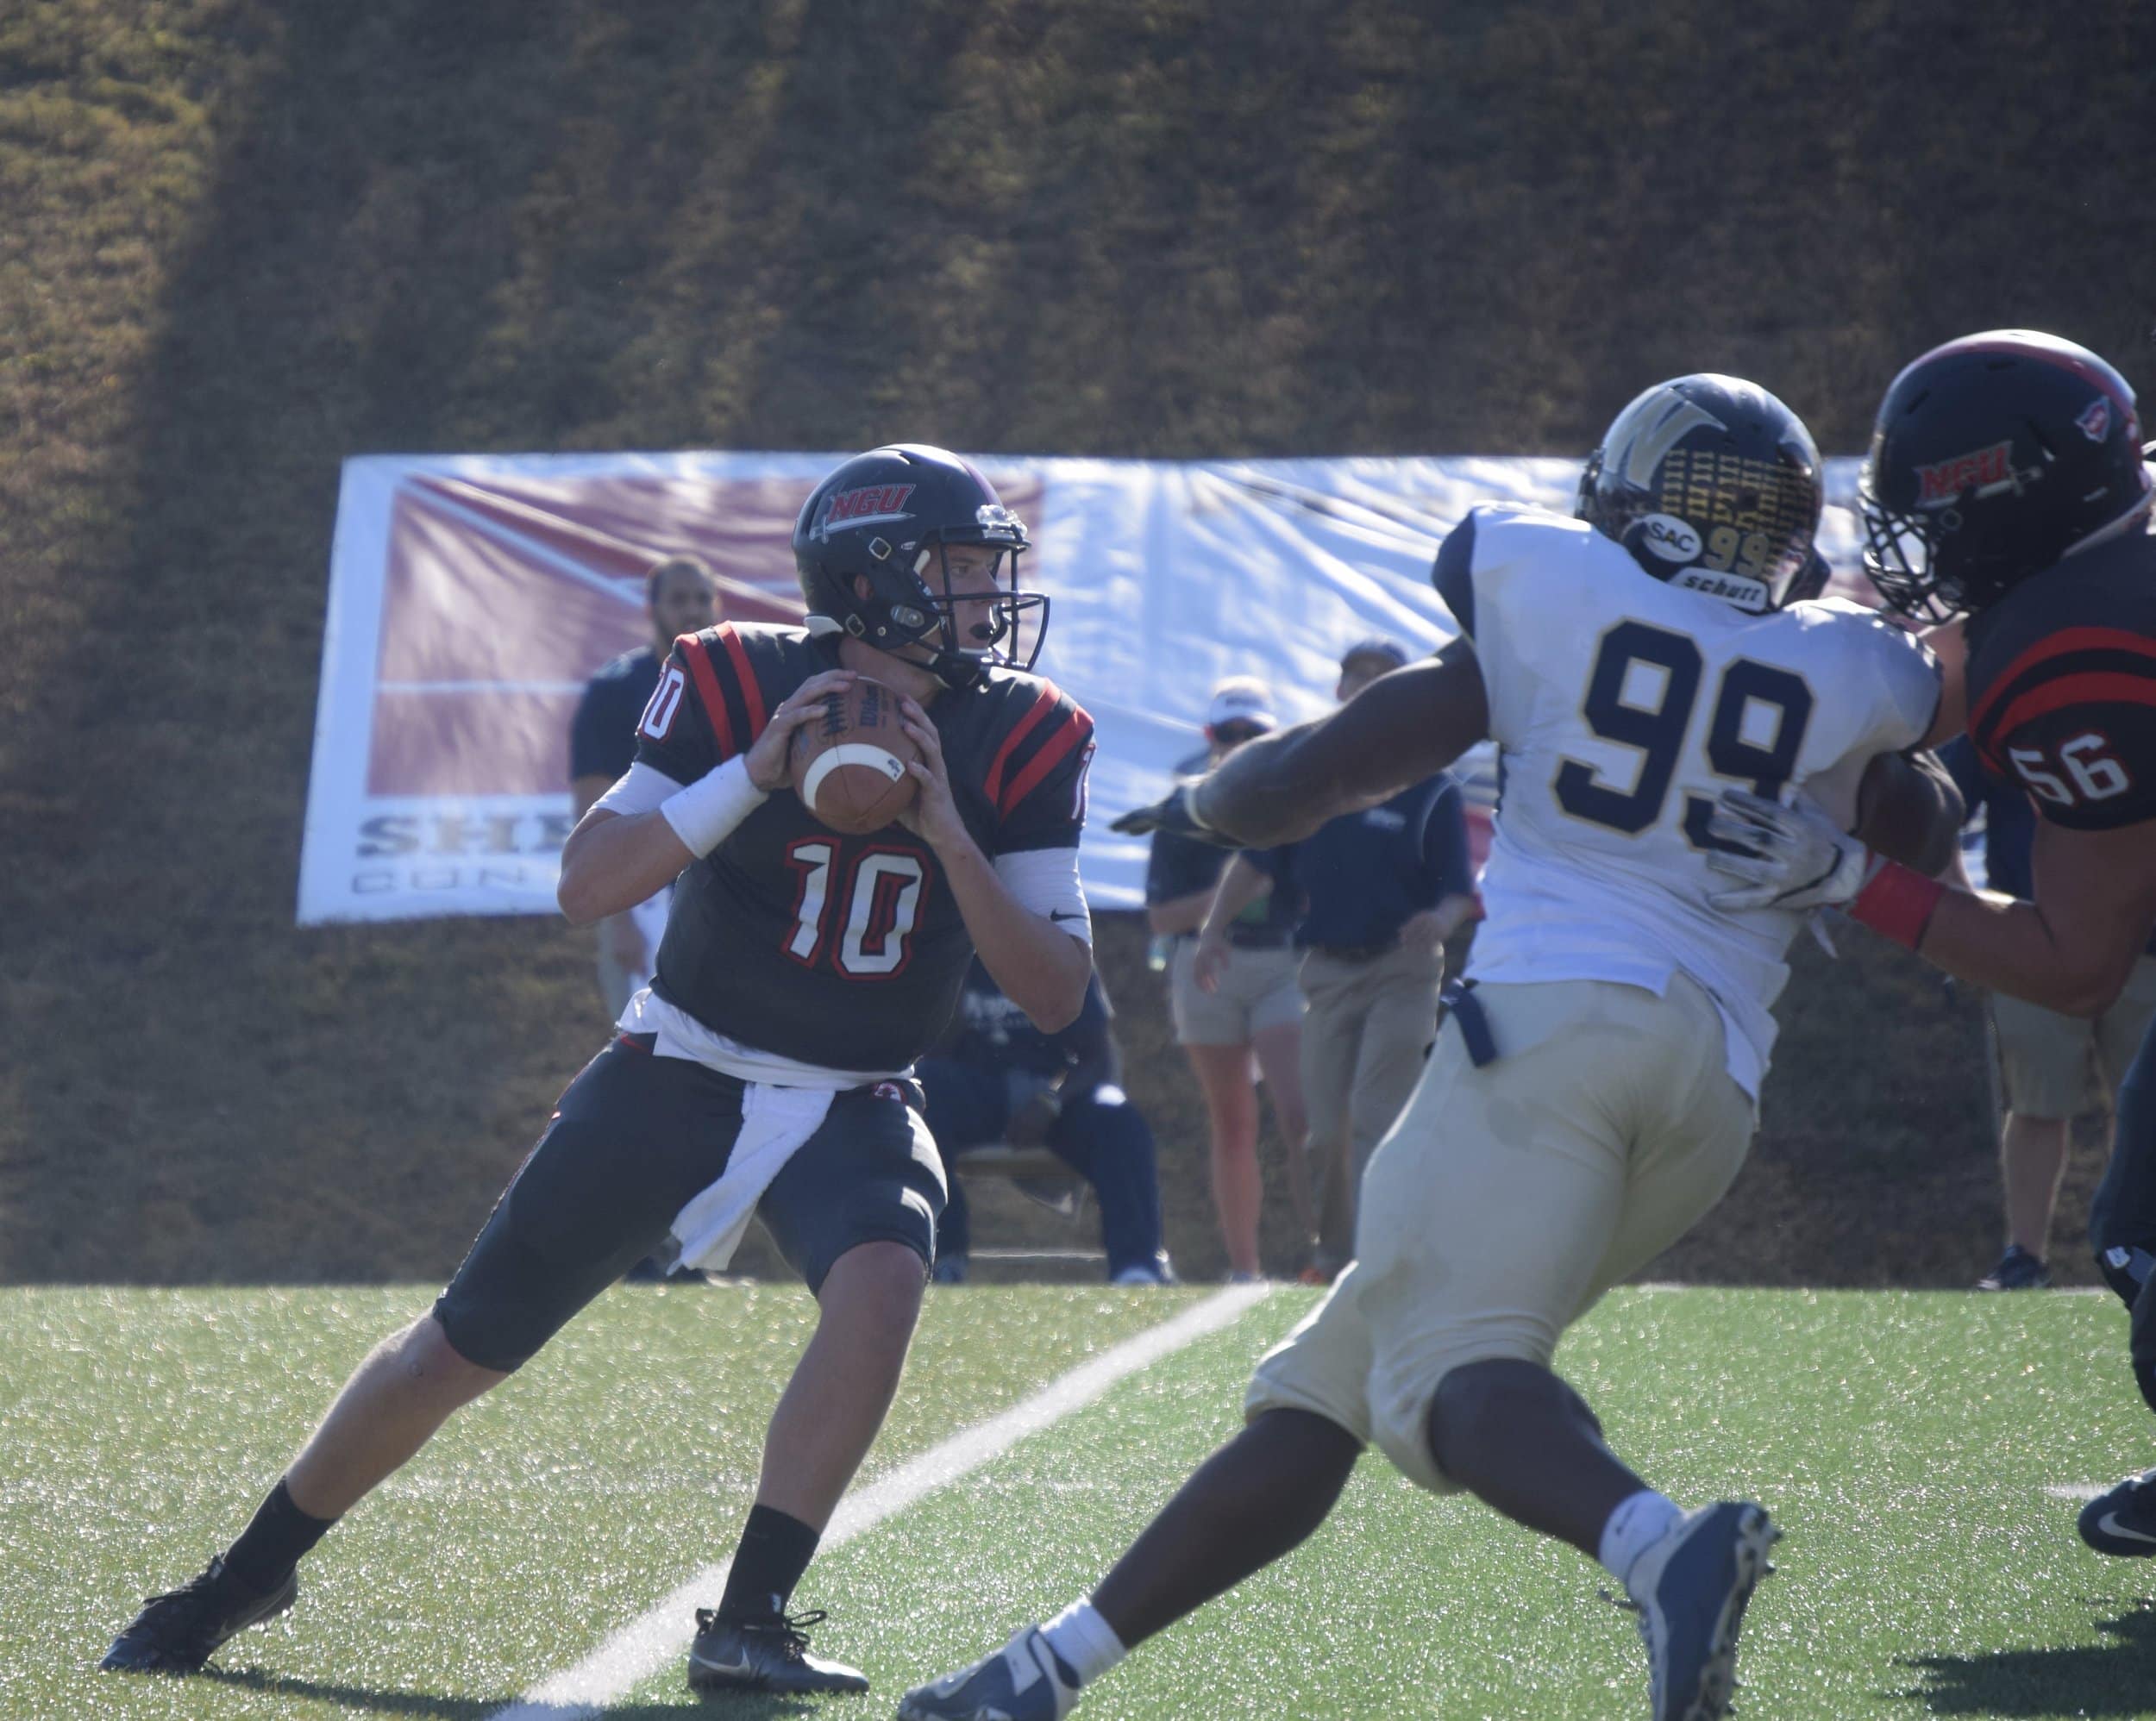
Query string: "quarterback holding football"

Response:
xmin=103 ymin=445 xmax=1097 ymax=1698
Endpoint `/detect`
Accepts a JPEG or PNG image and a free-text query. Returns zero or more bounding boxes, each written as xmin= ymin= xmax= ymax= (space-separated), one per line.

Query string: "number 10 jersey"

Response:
xmin=1433 ymin=504 xmax=1940 ymax=1095
xmin=630 ymin=623 xmax=1095 ymax=1076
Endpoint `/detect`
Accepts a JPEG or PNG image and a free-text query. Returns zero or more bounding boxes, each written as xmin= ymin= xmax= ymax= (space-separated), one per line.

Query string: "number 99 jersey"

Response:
xmin=1432 ymin=504 xmax=1940 ymax=1094
xmin=1964 ymin=523 xmax=2156 ymax=829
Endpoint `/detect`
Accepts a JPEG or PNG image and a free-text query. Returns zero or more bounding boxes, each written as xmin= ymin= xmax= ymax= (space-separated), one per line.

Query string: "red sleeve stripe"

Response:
xmin=983 ymin=682 xmax=1062 ymax=804
xmin=1969 ymin=626 xmax=2156 ymax=736
xmin=678 ymin=634 xmax=736 ymax=759
xmin=715 ymin=623 xmax=768 ymax=740
xmin=1000 ymin=708 xmax=1095 ymax=817
xmin=1980 ymin=672 xmax=2156 ymax=763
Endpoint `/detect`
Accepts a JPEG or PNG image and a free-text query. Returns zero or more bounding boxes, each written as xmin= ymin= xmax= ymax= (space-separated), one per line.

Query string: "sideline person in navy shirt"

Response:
xmin=568 ymin=555 xmax=718 ymax=1016
xmin=1145 ymin=679 xmax=1315 ymax=1279
xmin=919 ymin=961 xmax=1171 ymax=1285
xmin=1197 ymin=640 xmax=1479 ymax=1277
xmin=1941 ymin=735 xmax=2156 ymax=1291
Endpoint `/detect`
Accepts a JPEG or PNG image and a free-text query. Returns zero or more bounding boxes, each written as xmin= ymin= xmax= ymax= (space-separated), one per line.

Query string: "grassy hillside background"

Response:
xmin=3 ymin=0 xmax=2153 ymax=1285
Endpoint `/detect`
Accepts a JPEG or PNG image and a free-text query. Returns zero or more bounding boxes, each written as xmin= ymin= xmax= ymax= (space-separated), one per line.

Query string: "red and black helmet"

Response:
xmin=793 ymin=444 xmax=1045 ymax=688
xmin=1859 ymin=330 xmax=2155 ymax=623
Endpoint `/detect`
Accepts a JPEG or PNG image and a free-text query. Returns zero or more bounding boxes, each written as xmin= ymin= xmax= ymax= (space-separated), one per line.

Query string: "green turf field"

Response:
xmin=8 ymin=1284 xmax=2156 ymax=1719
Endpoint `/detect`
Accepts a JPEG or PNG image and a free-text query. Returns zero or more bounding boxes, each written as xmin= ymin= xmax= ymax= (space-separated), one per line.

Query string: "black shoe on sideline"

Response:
xmin=687 ymin=1606 xmax=869 ymax=1695
xmin=100 ymin=1555 xmax=298 ymax=1674
xmin=1976 ymin=1245 xmax=2051 ymax=1291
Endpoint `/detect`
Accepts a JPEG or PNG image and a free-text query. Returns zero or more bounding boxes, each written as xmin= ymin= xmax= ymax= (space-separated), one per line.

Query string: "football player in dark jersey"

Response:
xmin=102 ymin=446 xmax=1096 ymax=1696
xmin=1702 ymin=330 xmax=2156 ymax=1555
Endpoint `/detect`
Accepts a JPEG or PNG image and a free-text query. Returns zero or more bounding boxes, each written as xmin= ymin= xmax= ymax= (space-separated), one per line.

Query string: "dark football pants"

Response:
xmin=2090 ymin=1014 xmax=2156 ymax=1416
xmin=434 ymin=1036 xmax=942 ymax=1372
xmin=918 ymin=1055 xmax=1165 ymax=1280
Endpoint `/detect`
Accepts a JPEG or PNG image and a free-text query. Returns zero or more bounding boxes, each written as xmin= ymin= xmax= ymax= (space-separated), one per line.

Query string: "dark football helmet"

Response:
xmin=1858 ymin=330 xmax=2155 ymax=623
xmin=1576 ymin=374 xmax=1823 ymax=613
xmin=793 ymin=444 xmax=1044 ymax=688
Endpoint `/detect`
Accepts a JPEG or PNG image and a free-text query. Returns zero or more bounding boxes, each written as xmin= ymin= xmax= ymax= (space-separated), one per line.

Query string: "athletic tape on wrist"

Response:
xmin=1847 ymin=857 xmax=1946 ymax=951
xmin=660 ymin=754 xmax=768 ymax=857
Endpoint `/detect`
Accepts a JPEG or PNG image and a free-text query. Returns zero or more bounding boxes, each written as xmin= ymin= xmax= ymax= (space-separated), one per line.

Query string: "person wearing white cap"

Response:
xmin=1142 ymin=677 xmax=1315 ymax=1279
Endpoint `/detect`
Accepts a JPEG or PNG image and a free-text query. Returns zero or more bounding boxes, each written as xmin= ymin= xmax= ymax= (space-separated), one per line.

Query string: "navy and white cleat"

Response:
xmin=896 ymin=1624 xmax=1081 ymax=1721
xmin=2079 ymin=1468 xmax=2156 ymax=1556
xmin=1622 ymin=1500 xmax=1780 ymax=1721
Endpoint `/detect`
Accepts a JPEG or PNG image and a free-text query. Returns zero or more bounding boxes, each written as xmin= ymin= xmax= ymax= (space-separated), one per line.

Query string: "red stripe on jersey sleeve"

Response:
xmin=1000 ymin=707 xmax=1094 ymax=818
xmin=1983 ymin=671 xmax=2156 ymax=762
xmin=1970 ymin=626 xmax=2156 ymax=736
xmin=983 ymin=683 xmax=1061 ymax=804
xmin=678 ymin=634 xmax=736 ymax=759
xmin=716 ymin=623 xmax=768 ymax=740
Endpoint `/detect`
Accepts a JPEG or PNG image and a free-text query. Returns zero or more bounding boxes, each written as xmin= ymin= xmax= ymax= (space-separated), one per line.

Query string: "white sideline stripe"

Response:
xmin=2048 ymin=1483 xmax=2110 ymax=1500
xmin=489 ymin=1283 xmax=1274 ymax=1720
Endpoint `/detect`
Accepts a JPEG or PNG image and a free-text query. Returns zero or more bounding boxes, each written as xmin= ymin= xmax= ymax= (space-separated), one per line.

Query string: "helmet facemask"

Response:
xmin=1857 ymin=473 xmax=1975 ymax=625
xmin=845 ymin=517 xmax=1048 ymax=690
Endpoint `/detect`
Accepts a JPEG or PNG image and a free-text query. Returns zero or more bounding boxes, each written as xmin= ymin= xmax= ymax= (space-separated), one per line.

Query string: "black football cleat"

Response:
xmin=99 ymin=1555 xmax=298 ymax=1674
xmin=686 ymin=1606 xmax=868 ymax=1696
xmin=2080 ymin=1468 xmax=2156 ymax=1556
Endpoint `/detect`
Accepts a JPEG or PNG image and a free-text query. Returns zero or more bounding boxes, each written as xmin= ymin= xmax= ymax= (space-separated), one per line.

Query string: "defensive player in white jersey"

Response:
xmin=898 ymin=377 xmax=1963 ymax=1721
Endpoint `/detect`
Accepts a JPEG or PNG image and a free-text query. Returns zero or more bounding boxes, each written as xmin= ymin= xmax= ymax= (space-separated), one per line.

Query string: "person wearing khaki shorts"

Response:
xmin=1144 ymin=679 xmax=1315 ymax=1278
xmin=1985 ymin=962 xmax=2156 ymax=1280
xmin=1199 ymin=640 xmax=1480 ymax=1280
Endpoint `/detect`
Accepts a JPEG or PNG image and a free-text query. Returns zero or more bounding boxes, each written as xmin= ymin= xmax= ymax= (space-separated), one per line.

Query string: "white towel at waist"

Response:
xmin=667 ymin=1077 xmax=835 ymax=1272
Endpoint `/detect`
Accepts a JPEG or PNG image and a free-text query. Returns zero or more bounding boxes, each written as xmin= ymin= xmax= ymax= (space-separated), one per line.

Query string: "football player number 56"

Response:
xmin=1555 ymin=621 xmax=1814 ymax=850
xmin=2009 ymin=734 xmax=2131 ymax=807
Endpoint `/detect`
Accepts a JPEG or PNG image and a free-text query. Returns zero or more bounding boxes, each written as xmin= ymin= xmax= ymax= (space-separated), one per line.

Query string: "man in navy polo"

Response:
xmin=1194 ymin=639 xmax=1479 ymax=1280
xmin=568 ymin=555 xmax=718 ymax=1015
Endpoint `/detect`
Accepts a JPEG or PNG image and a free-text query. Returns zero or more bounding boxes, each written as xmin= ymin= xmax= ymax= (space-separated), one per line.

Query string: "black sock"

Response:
xmin=223 ymin=1480 xmax=338 ymax=1594
xmin=717 ymin=1505 xmax=820 ymax=1618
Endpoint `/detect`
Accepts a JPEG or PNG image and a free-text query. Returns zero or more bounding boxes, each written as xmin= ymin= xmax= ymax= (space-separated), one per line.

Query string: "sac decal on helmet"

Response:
xmin=1858 ymin=329 xmax=2156 ymax=623
xmin=793 ymin=443 xmax=1047 ymax=690
xmin=1576 ymin=374 xmax=1824 ymax=614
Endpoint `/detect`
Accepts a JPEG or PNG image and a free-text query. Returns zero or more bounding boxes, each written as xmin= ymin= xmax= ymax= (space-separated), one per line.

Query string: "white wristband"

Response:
xmin=660 ymin=755 xmax=768 ymax=858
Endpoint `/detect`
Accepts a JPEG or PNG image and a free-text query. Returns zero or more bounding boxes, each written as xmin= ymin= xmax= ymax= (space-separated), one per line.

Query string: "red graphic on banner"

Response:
xmin=366 ymin=470 xmax=1039 ymax=797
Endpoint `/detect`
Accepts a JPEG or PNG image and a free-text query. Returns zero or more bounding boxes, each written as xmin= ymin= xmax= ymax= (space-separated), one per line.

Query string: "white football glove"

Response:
xmin=1703 ymin=788 xmax=1882 ymax=912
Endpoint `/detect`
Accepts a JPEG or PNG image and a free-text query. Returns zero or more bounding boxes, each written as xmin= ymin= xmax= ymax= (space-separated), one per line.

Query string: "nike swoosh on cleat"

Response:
xmin=2097 ymin=1511 xmax=2156 ymax=1545
xmin=1049 ymin=911 xmax=1085 ymax=923
xmin=693 ymin=1653 xmax=757 ymax=1677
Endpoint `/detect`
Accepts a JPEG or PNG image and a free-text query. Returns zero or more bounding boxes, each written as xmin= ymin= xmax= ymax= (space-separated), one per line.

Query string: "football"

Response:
xmin=788 ymin=678 xmax=922 ymax=835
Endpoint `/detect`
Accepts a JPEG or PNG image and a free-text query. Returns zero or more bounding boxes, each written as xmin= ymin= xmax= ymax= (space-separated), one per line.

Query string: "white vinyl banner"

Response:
xmin=298 ymin=452 xmax=1872 ymax=923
